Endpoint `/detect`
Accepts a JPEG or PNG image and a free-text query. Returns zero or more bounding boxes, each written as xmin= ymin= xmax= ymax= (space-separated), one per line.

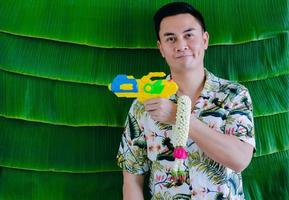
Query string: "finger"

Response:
xmin=145 ymin=103 xmax=160 ymax=112
xmin=148 ymin=110 xmax=160 ymax=118
xmin=143 ymin=98 xmax=162 ymax=106
xmin=148 ymin=109 xmax=158 ymax=115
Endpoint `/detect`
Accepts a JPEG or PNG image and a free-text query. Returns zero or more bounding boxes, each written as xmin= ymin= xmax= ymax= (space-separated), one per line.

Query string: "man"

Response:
xmin=117 ymin=2 xmax=255 ymax=199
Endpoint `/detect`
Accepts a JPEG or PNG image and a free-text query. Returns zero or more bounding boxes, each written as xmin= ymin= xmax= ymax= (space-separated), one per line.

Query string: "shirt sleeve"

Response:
xmin=116 ymin=100 xmax=150 ymax=174
xmin=225 ymin=87 xmax=256 ymax=149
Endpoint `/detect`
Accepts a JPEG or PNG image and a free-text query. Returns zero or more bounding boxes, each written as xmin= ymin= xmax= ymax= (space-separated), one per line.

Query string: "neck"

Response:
xmin=171 ymin=67 xmax=206 ymax=101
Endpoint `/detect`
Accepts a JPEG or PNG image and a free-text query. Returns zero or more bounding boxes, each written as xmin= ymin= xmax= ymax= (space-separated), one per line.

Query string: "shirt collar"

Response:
xmin=201 ymin=68 xmax=220 ymax=95
xmin=166 ymin=68 xmax=220 ymax=101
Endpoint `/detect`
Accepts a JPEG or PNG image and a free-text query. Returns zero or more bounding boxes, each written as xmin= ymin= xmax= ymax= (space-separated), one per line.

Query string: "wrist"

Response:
xmin=189 ymin=115 xmax=198 ymax=138
xmin=170 ymin=103 xmax=177 ymax=124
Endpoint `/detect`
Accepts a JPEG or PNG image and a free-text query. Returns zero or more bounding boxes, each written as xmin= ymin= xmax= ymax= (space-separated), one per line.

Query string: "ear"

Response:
xmin=203 ymin=31 xmax=209 ymax=50
xmin=157 ymin=40 xmax=165 ymax=58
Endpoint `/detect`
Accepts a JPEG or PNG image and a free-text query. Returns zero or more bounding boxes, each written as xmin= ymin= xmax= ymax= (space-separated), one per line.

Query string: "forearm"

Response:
xmin=123 ymin=171 xmax=145 ymax=200
xmin=189 ymin=116 xmax=253 ymax=172
xmin=123 ymin=185 xmax=144 ymax=200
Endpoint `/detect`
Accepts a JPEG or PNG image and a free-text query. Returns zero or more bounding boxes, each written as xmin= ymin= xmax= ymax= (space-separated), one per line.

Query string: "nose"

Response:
xmin=174 ymin=39 xmax=188 ymax=52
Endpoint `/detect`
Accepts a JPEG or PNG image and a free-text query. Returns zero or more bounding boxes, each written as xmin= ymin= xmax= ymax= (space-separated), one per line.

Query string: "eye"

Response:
xmin=165 ymin=37 xmax=176 ymax=43
xmin=185 ymin=33 xmax=194 ymax=39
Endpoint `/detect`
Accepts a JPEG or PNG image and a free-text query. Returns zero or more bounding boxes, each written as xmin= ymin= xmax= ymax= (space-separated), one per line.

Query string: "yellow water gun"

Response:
xmin=108 ymin=72 xmax=178 ymax=103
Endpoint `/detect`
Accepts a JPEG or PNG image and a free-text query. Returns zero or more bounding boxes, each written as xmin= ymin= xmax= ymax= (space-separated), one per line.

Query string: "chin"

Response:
xmin=179 ymin=62 xmax=196 ymax=69
xmin=183 ymin=64 xmax=194 ymax=69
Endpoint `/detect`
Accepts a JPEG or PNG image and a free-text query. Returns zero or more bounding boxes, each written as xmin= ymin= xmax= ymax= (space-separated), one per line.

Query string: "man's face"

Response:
xmin=157 ymin=13 xmax=209 ymax=73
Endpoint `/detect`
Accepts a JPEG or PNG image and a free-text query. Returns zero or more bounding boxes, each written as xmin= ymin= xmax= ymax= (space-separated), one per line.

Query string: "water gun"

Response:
xmin=108 ymin=72 xmax=178 ymax=103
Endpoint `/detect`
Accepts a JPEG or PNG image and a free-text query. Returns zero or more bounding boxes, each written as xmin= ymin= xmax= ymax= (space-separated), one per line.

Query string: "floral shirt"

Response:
xmin=117 ymin=70 xmax=255 ymax=200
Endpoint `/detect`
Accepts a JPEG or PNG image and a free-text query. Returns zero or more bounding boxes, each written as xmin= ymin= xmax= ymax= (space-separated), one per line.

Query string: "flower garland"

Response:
xmin=171 ymin=95 xmax=191 ymax=184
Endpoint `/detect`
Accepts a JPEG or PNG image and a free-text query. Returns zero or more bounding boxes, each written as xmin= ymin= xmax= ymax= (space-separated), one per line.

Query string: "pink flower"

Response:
xmin=173 ymin=147 xmax=188 ymax=159
xmin=156 ymin=175 xmax=164 ymax=181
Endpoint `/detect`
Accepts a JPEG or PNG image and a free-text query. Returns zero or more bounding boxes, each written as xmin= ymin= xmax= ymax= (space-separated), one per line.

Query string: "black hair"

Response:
xmin=153 ymin=2 xmax=206 ymax=40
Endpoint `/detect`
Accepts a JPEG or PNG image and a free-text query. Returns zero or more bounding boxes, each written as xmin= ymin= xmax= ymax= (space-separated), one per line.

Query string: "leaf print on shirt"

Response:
xmin=229 ymin=110 xmax=253 ymax=122
xmin=157 ymin=137 xmax=175 ymax=161
xmin=214 ymin=192 xmax=228 ymax=200
xmin=127 ymin=113 xmax=142 ymax=141
xmin=240 ymin=96 xmax=251 ymax=110
xmin=221 ymin=110 xmax=254 ymax=137
xmin=188 ymin=151 xmax=226 ymax=185
xmin=219 ymin=84 xmax=242 ymax=99
xmin=172 ymin=193 xmax=191 ymax=200
xmin=155 ymin=121 xmax=172 ymax=130
xmin=152 ymin=191 xmax=173 ymax=200
xmin=117 ymin=142 xmax=148 ymax=174
xmin=227 ymin=172 xmax=243 ymax=196
xmin=123 ymin=146 xmax=148 ymax=173
xmin=198 ymin=97 xmax=228 ymax=120
xmin=199 ymin=109 xmax=227 ymax=120
xmin=134 ymin=139 xmax=146 ymax=148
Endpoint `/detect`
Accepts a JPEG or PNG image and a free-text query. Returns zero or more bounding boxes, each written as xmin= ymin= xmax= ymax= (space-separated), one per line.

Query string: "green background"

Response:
xmin=0 ymin=0 xmax=288 ymax=199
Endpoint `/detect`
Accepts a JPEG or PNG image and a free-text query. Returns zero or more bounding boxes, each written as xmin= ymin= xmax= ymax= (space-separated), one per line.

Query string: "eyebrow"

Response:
xmin=163 ymin=32 xmax=175 ymax=37
xmin=163 ymin=28 xmax=196 ymax=37
xmin=183 ymin=28 xmax=195 ymax=33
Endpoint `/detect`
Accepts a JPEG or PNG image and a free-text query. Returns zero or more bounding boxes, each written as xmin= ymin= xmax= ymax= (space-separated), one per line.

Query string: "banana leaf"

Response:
xmin=207 ymin=33 xmax=289 ymax=82
xmin=243 ymin=74 xmax=289 ymax=117
xmin=0 ymin=167 xmax=122 ymax=200
xmin=1 ymin=69 xmax=288 ymax=126
xmin=254 ymin=112 xmax=289 ymax=157
xmin=0 ymin=69 xmax=131 ymax=126
xmin=0 ymin=0 xmax=288 ymax=48
xmin=1 ymin=32 xmax=289 ymax=85
xmin=0 ymin=116 xmax=123 ymax=172
xmin=243 ymin=149 xmax=289 ymax=200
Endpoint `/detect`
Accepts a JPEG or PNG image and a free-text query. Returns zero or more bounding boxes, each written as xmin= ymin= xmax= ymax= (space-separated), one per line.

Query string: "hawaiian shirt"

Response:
xmin=117 ymin=69 xmax=255 ymax=200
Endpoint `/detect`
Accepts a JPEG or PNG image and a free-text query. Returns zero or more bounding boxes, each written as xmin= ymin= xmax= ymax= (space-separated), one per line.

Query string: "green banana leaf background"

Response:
xmin=0 ymin=0 xmax=288 ymax=199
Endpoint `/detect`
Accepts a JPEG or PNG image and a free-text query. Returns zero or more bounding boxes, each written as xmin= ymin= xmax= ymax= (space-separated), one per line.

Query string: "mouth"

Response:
xmin=175 ymin=54 xmax=193 ymax=59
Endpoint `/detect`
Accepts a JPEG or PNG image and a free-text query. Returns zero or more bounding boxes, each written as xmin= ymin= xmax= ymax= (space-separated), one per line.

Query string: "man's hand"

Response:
xmin=144 ymin=98 xmax=177 ymax=124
